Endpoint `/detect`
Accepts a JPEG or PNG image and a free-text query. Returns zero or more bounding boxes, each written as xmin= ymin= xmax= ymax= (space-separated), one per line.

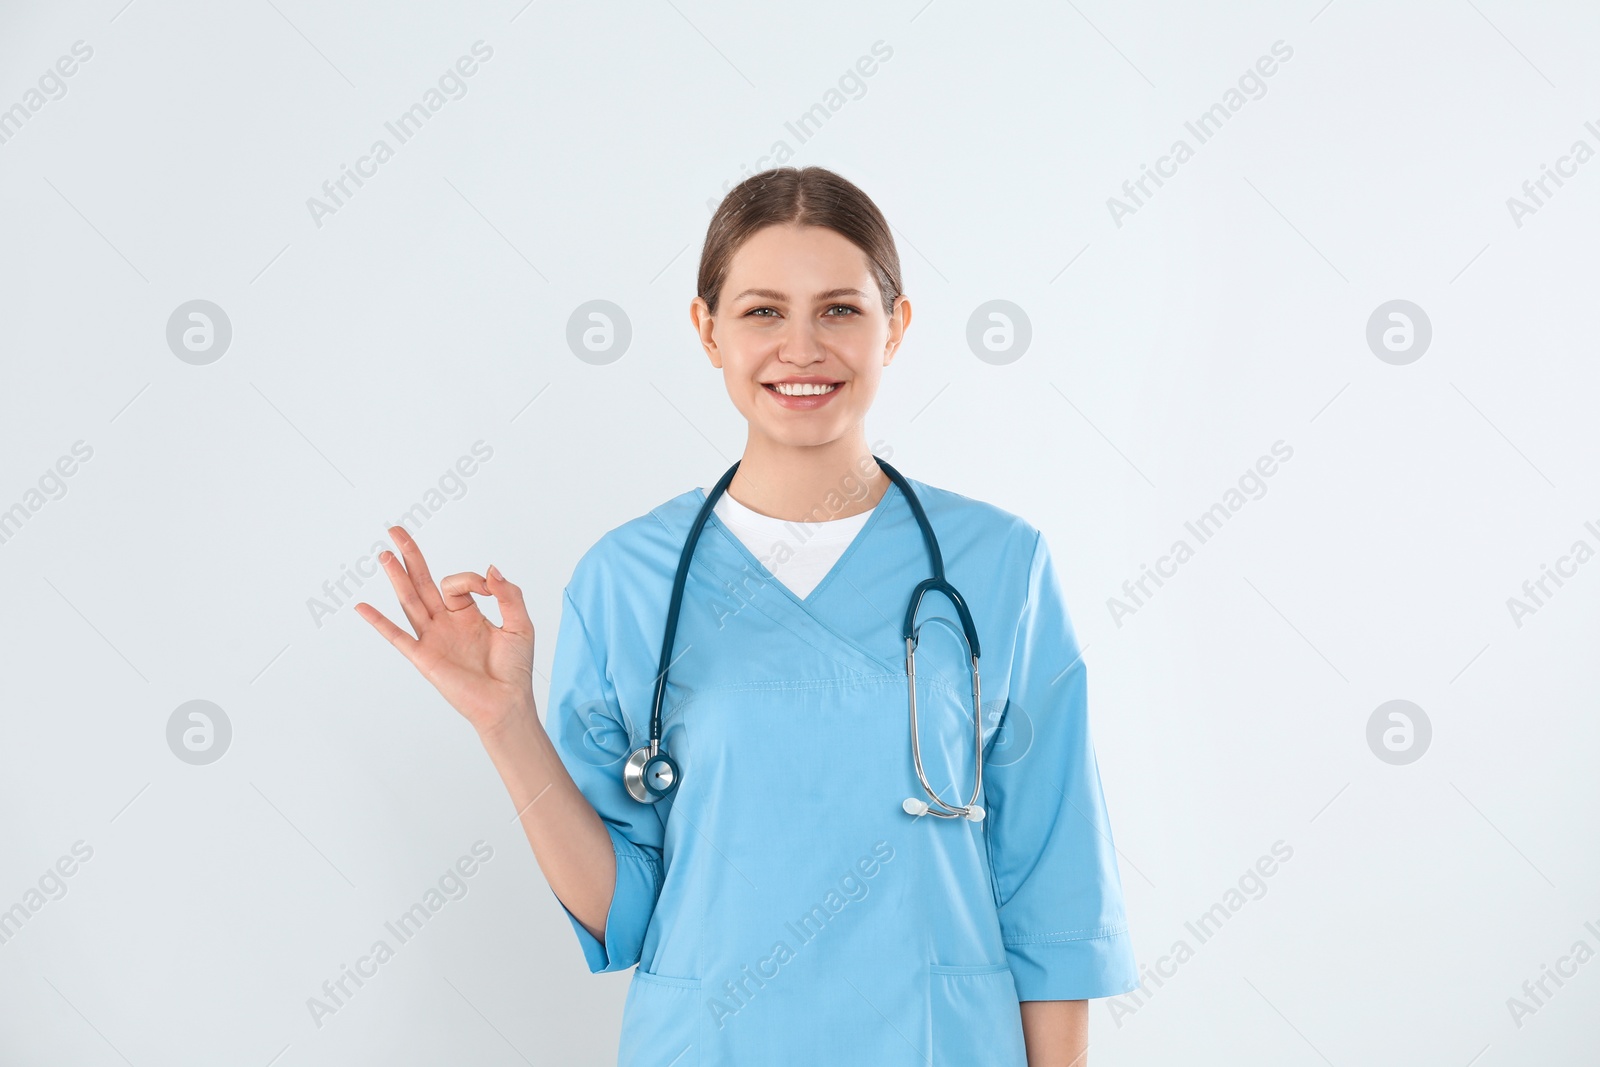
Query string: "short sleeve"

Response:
xmin=984 ymin=530 xmax=1139 ymax=1000
xmin=545 ymin=587 xmax=665 ymax=973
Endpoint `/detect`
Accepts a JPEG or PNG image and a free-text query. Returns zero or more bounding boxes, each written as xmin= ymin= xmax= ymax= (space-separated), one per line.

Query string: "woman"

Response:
xmin=358 ymin=166 xmax=1138 ymax=1065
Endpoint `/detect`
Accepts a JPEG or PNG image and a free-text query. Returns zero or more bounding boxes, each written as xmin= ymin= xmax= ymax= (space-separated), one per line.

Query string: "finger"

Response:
xmin=486 ymin=564 xmax=534 ymax=636
xmin=378 ymin=548 xmax=431 ymax=635
xmin=439 ymin=571 xmax=490 ymax=612
xmin=355 ymin=602 xmax=421 ymax=663
xmin=389 ymin=526 xmax=447 ymax=617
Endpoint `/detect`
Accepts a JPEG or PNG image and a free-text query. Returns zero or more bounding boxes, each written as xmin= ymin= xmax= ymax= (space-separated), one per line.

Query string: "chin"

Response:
xmin=759 ymin=422 xmax=846 ymax=448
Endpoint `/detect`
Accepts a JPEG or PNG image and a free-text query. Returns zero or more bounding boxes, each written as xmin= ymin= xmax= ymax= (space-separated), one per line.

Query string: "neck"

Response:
xmin=724 ymin=430 xmax=888 ymax=521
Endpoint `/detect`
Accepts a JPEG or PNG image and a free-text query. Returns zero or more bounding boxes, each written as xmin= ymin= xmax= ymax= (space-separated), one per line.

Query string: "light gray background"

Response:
xmin=2 ymin=0 xmax=1597 ymax=1064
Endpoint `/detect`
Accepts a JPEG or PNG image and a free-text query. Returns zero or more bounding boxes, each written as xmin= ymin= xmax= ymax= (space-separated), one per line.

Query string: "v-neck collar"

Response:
xmin=694 ymin=479 xmax=904 ymax=609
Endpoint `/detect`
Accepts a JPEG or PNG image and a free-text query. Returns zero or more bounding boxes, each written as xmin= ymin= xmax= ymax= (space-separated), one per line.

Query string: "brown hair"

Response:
xmin=697 ymin=166 xmax=902 ymax=317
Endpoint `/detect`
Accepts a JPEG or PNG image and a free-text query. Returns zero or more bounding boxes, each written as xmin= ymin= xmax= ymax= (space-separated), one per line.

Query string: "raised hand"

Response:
xmin=355 ymin=526 xmax=536 ymax=737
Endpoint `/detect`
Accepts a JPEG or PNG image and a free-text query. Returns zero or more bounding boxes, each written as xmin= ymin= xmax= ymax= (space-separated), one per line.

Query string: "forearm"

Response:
xmin=477 ymin=699 xmax=617 ymax=941
xmin=1020 ymin=999 xmax=1088 ymax=1067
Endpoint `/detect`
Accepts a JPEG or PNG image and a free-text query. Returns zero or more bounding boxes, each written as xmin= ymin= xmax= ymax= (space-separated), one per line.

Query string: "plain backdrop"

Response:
xmin=2 ymin=0 xmax=1598 ymax=1064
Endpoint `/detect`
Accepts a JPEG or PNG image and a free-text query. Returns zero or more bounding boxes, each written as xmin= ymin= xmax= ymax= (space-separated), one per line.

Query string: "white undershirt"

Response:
xmin=704 ymin=488 xmax=876 ymax=599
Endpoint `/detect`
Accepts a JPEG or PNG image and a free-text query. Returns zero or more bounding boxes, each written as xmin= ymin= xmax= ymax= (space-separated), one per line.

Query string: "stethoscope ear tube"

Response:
xmin=632 ymin=460 xmax=742 ymax=804
xmin=903 ymin=577 xmax=981 ymax=658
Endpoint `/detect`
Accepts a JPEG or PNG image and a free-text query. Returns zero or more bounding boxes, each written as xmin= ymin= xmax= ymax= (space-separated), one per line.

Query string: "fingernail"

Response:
xmin=379 ymin=551 xmax=393 ymax=563
xmin=488 ymin=564 xmax=503 ymax=580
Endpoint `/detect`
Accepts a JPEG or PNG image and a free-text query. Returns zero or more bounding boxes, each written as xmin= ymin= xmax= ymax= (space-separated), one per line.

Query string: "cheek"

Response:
xmin=718 ymin=364 xmax=768 ymax=417
xmin=840 ymin=348 xmax=884 ymax=391
xmin=846 ymin=377 xmax=880 ymax=410
xmin=717 ymin=324 xmax=776 ymax=368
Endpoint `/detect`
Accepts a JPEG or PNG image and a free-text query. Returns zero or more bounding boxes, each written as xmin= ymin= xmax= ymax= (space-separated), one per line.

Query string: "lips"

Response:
xmin=763 ymin=380 xmax=843 ymax=410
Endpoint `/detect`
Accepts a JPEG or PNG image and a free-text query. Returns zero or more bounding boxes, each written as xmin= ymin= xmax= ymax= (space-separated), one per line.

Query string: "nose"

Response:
xmin=775 ymin=317 xmax=828 ymax=367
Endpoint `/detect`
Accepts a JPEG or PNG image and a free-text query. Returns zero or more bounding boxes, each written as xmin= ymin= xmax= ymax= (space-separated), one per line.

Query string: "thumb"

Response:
xmin=439 ymin=571 xmax=491 ymax=612
xmin=486 ymin=564 xmax=534 ymax=637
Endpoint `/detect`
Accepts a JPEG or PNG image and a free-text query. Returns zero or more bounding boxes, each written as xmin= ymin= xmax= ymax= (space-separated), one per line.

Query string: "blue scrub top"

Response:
xmin=546 ymin=474 xmax=1138 ymax=1065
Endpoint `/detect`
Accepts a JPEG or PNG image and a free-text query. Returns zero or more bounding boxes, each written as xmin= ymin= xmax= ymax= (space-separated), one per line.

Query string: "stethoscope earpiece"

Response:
xmin=903 ymin=797 xmax=985 ymax=822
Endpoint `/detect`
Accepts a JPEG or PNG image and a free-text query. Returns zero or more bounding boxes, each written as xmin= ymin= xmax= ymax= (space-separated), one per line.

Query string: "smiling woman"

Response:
xmin=357 ymin=165 xmax=1138 ymax=1066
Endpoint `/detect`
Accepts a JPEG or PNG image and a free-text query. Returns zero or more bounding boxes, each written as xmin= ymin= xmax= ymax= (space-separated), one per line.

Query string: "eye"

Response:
xmin=745 ymin=306 xmax=778 ymax=317
xmin=824 ymin=304 xmax=859 ymax=317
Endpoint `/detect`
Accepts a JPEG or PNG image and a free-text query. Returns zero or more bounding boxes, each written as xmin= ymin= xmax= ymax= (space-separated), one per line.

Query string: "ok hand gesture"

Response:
xmin=356 ymin=526 xmax=536 ymax=737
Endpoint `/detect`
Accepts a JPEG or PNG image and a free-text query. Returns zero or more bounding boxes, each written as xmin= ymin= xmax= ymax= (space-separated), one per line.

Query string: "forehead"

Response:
xmin=724 ymin=224 xmax=872 ymax=287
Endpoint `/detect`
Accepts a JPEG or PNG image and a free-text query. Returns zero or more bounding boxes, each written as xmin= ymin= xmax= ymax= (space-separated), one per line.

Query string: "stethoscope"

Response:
xmin=624 ymin=456 xmax=988 ymax=822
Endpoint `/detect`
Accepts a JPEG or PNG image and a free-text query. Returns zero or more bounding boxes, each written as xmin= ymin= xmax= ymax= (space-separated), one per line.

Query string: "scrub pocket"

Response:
xmin=927 ymin=962 xmax=1028 ymax=1067
xmin=617 ymin=968 xmax=700 ymax=1067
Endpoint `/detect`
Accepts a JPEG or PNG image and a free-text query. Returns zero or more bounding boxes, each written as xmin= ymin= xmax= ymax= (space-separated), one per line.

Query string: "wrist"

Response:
xmin=476 ymin=692 xmax=541 ymax=750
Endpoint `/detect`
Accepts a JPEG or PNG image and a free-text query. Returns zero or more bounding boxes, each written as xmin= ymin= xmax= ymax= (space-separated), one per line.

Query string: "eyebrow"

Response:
xmin=730 ymin=287 xmax=869 ymax=303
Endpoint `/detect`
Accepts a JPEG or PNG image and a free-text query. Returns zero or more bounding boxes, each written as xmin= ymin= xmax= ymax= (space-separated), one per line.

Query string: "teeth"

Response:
xmin=771 ymin=382 xmax=839 ymax=396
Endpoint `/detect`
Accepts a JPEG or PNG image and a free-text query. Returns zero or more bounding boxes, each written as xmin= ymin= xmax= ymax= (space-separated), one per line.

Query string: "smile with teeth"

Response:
xmin=767 ymin=382 xmax=840 ymax=396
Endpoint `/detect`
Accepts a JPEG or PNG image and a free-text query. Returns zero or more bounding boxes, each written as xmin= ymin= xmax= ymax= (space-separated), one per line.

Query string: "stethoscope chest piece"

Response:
xmin=624 ymin=745 xmax=680 ymax=804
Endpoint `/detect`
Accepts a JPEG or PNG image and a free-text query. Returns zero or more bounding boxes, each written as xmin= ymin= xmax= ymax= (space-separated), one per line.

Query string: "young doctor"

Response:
xmin=358 ymin=166 xmax=1138 ymax=1065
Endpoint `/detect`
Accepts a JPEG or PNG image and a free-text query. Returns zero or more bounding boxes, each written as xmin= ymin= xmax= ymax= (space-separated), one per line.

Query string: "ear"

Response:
xmin=884 ymin=294 xmax=911 ymax=366
xmin=690 ymin=296 xmax=723 ymax=369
